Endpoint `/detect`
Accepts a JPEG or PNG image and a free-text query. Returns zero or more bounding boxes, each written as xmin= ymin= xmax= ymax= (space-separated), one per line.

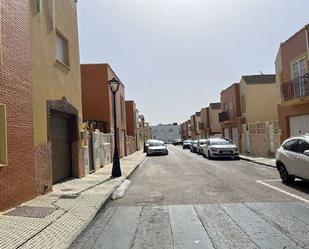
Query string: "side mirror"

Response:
xmin=304 ymin=150 xmax=309 ymax=156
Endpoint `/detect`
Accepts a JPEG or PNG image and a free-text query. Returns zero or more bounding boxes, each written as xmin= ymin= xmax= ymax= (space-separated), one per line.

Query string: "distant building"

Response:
xmin=151 ymin=124 xmax=181 ymax=143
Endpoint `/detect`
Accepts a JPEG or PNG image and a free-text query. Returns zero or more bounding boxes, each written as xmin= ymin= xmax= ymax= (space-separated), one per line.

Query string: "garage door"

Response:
xmin=289 ymin=114 xmax=309 ymax=137
xmin=224 ymin=128 xmax=229 ymax=139
xmin=51 ymin=113 xmax=72 ymax=183
xmin=232 ymin=127 xmax=239 ymax=148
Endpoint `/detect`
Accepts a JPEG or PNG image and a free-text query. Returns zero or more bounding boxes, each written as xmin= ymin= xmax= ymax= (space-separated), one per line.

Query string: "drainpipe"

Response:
xmin=306 ymin=25 xmax=309 ymax=61
xmin=52 ymin=0 xmax=55 ymax=30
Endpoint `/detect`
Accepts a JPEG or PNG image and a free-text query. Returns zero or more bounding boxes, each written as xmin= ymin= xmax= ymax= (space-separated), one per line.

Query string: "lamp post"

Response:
xmin=108 ymin=77 xmax=122 ymax=177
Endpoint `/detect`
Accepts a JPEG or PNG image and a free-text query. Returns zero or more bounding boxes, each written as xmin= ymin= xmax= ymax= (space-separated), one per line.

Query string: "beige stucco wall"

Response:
xmin=31 ymin=0 xmax=82 ymax=147
xmin=239 ymin=78 xmax=280 ymax=123
xmin=209 ymin=108 xmax=221 ymax=133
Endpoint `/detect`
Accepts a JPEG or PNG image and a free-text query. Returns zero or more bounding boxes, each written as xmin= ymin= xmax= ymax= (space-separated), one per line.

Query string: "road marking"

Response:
xmin=256 ymin=179 xmax=282 ymax=182
xmin=256 ymin=180 xmax=309 ymax=203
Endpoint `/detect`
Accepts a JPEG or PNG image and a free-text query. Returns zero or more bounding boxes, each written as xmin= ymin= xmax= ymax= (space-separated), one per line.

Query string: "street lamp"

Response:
xmin=108 ymin=77 xmax=122 ymax=177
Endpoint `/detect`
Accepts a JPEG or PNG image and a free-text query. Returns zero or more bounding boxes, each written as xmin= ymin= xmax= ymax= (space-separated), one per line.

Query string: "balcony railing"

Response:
xmin=281 ymin=74 xmax=309 ymax=101
xmin=219 ymin=111 xmax=229 ymax=122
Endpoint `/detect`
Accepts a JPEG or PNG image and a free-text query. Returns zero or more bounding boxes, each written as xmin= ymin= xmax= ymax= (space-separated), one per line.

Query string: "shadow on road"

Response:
xmin=284 ymin=180 xmax=309 ymax=195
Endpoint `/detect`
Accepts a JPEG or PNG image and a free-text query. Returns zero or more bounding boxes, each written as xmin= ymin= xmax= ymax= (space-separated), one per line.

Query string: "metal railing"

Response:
xmin=281 ymin=74 xmax=309 ymax=101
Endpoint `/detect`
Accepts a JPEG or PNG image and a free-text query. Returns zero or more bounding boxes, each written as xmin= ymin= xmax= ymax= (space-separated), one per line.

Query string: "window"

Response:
xmin=291 ymin=58 xmax=307 ymax=79
xmin=296 ymin=139 xmax=309 ymax=154
xmin=169 ymin=129 xmax=173 ymax=132
xmin=0 ymin=104 xmax=7 ymax=166
xmin=223 ymin=103 xmax=228 ymax=111
xmin=283 ymin=139 xmax=298 ymax=152
xmin=56 ymin=32 xmax=69 ymax=66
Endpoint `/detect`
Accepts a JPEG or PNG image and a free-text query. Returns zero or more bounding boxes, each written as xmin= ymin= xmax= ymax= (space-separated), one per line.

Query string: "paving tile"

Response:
xmin=221 ymin=203 xmax=302 ymax=249
xmin=194 ymin=204 xmax=258 ymax=249
xmin=132 ymin=206 xmax=173 ymax=249
xmin=245 ymin=202 xmax=309 ymax=248
xmin=92 ymin=206 xmax=142 ymax=249
xmin=168 ymin=205 xmax=214 ymax=249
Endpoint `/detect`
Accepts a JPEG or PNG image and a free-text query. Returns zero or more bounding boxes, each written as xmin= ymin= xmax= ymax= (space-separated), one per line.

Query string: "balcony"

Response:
xmin=281 ymin=74 xmax=309 ymax=101
xmin=219 ymin=111 xmax=229 ymax=122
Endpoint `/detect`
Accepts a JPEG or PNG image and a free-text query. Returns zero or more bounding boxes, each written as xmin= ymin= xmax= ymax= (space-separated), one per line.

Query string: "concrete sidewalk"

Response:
xmin=240 ymin=154 xmax=276 ymax=168
xmin=0 ymin=150 xmax=146 ymax=249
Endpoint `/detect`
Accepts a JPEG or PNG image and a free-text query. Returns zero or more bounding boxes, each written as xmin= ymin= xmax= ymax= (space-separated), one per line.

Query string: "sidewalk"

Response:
xmin=0 ymin=150 xmax=146 ymax=249
xmin=240 ymin=154 xmax=276 ymax=168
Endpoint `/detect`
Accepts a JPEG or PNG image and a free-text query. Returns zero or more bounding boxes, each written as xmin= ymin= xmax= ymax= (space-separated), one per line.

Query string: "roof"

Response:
xmin=280 ymin=24 xmax=309 ymax=47
xmin=221 ymin=83 xmax=239 ymax=94
xmin=209 ymin=102 xmax=221 ymax=109
xmin=242 ymin=74 xmax=276 ymax=84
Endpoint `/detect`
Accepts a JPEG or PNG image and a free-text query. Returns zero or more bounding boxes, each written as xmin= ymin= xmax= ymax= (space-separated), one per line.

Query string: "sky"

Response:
xmin=77 ymin=0 xmax=309 ymax=125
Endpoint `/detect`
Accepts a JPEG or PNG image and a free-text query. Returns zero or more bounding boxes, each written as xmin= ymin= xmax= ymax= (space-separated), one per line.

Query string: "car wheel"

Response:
xmin=207 ymin=151 xmax=212 ymax=160
xmin=277 ymin=163 xmax=295 ymax=184
xmin=234 ymin=156 xmax=240 ymax=160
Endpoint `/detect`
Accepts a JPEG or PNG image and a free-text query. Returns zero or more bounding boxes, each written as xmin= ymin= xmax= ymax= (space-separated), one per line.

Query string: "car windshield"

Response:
xmin=199 ymin=139 xmax=208 ymax=145
xmin=192 ymin=141 xmax=198 ymax=144
xmin=210 ymin=139 xmax=233 ymax=145
xmin=184 ymin=140 xmax=192 ymax=143
xmin=149 ymin=141 xmax=165 ymax=146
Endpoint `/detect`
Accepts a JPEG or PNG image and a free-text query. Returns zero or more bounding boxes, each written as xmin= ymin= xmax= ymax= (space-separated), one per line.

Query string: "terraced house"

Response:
xmin=276 ymin=25 xmax=309 ymax=141
xmin=31 ymin=0 xmax=84 ymax=193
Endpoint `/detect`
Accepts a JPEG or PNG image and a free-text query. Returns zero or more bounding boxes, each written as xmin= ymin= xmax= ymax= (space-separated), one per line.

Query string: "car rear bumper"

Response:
xmin=211 ymin=152 xmax=239 ymax=157
xmin=147 ymin=150 xmax=168 ymax=155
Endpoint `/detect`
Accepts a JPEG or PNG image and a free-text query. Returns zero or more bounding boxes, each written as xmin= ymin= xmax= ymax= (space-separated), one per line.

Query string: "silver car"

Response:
xmin=276 ymin=135 xmax=309 ymax=183
xmin=202 ymin=137 xmax=239 ymax=159
xmin=147 ymin=140 xmax=168 ymax=156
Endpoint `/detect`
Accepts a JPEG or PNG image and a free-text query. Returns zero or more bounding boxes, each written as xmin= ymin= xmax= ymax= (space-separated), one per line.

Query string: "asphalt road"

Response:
xmin=71 ymin=145 xmax=309 ymax=249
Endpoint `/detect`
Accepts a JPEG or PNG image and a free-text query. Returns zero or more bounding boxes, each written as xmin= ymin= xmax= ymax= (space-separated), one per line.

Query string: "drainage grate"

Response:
xmin=60 ymin=188 xmax=75 ymax=192
xmin=4 ymin=206 xmax=55 ymax=218
xmin=59 ymin=194 xmax=79 ymax=199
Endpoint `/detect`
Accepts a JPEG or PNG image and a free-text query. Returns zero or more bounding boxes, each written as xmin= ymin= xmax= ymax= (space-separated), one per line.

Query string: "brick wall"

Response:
xmin=0 ymin=0 xmax=36 ymax=210
xmin=125 ymin=101 xmax=137 ymax=137
xmin=81 ymin=64 xmax=127 ymax=157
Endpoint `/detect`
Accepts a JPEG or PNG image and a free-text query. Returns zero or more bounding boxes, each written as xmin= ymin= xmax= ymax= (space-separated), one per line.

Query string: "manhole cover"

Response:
xmin=4 ymin=206 xmax=55 ymax=218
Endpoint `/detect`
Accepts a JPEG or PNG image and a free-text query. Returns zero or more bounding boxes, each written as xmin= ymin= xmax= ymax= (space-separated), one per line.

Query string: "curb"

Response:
xmin=240 ymin=156 xmax=276 ymax=168
xmin=68 ymin=154 xmax=146 ymax=248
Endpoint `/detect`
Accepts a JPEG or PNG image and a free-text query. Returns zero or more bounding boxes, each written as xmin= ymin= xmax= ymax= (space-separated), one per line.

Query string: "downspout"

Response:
xmin=52 ymin=0 xmax=55 ymax=30
xmin=303 ymin=27 xmax=309 ymax=98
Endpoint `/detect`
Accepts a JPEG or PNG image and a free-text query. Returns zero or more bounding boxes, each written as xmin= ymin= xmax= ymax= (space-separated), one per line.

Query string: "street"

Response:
xmin=72 ymin=145 xmax=309 ymax=249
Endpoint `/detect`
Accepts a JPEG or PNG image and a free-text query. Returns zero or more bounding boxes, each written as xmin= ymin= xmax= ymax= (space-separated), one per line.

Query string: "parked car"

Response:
xmin=182 ymin=140 xmax=192 ymax=149
xmin=196 ymin=139 xmax=208 ymax=155
xmin=190 ymin=140 xmax=198 ymax=153
xmin=145 ymin=139 xmax=157 ymax=153
xmin=172 ymin=139 xmax=182 ymax=146
xmin=202 ymin=137 xmax=239 ymax=159
xmin=146 ymin=140 xmax=169 ymax=156
xmin=276 ymin=135 xmax=309 ymax=183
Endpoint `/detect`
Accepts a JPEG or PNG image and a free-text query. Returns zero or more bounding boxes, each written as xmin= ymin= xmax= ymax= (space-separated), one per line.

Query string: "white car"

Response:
xmin=276 ymin=135 xmax=309 ymax=183
xmin=202 ymin=137 xmax=239 ymax=159
xmin=146 ymin=140 xmax=168 ymax=156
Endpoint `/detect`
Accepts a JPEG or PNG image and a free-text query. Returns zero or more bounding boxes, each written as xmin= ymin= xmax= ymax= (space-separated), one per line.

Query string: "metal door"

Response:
xmin=51 ymin=113 xmax=72 ymax=183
